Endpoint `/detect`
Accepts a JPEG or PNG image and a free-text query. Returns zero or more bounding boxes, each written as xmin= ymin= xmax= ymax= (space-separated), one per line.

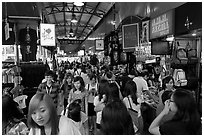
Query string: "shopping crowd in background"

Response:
xmin=2 ymin=60 xmax=202 ymax=135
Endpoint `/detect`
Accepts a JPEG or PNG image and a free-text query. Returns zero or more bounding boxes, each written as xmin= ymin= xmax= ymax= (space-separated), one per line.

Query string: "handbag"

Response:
xmin=127 ymin=97 xmax=143 ymax=134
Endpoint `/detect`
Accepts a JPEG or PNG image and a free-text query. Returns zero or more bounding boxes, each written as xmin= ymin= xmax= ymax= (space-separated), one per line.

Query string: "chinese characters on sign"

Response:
xmin=150 ymin=10 xmax=174 ymax=39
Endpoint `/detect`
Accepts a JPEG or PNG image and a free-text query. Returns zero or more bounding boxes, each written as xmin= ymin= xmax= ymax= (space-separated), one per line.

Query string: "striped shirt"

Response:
xmin=37 ymin=81 xmax=61 ymax=107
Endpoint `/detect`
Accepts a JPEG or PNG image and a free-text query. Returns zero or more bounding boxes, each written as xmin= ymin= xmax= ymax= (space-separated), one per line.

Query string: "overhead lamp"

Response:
xmin=69 ymin=28 xmax=74 ymax=35
xmin=71 ymin=14 xmax=78 ymax=23
xmin=192 ymin=33 xmax=196 ymax=36
xmin=74 ymin=2 xmax=84 ymax=6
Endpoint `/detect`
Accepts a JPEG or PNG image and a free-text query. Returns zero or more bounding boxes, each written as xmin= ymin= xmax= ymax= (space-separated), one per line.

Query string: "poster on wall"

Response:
xmin=95 ymin=39 xmax=104 ymax=50
xmin=40 ymin=23 xmax=55 ymax=46
xmin=141 ymin=20 xmax=149 ymax=45
xmin=122 ymin=23 xmax=139 ymax=52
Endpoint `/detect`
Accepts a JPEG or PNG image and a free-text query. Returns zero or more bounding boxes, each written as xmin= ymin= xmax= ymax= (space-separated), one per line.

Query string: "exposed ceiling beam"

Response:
xmin=82 ymin=3 xmax=115 ymax=43
xmin=75 ymin=2 xmax=87 ymax=36
xmin=79 ymin=2 xmax=100 ymax=38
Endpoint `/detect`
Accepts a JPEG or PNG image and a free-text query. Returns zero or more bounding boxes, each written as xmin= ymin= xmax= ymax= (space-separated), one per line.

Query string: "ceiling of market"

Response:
xmin=2 ymin=2 xmax=186 ymax=54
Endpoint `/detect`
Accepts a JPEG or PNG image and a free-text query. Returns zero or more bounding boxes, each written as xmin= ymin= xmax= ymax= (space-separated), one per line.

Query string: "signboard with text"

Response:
xmin=150 ymin=10 xmax=175 ymax=39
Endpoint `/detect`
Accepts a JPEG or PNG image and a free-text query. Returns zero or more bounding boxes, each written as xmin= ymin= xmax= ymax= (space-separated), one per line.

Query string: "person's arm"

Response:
xmin=149 ymin=100 xmax=170 ymax=135
xmin=36 ymin=83 xmax=42 ymax=93
xmin=145 ymin=90 xmax=159 ymax=103
xmin=67 ymin=89 xmax=73 ymax=104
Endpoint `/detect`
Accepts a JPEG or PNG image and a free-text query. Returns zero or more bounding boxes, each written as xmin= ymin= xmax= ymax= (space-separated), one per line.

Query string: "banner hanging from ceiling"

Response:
xmin=40 ymin=23 xmax=55 ymax=46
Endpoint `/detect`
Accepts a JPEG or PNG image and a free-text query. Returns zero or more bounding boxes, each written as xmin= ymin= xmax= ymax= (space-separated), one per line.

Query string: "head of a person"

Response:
xmin=27 ymin=93 xmax=58 ymax=134
xmin=64 ymin=72 xmax=73 ymax=84
xmin=98 ymin=79 xmax=109 ymax=102
xmin=128 ymin=69 xmax=137 ymax=78
xmin=142 ymin=70 xmax=149 ymax=80
xmin=161 ymin=90 xmax=173 ymax=105
xmin=89 ymin=73 xmax=97 ymax=84
xmin=106 ymin=82 xmax=120 ymax=103
xmin=136 ymin=62 xmax=143 ymax=73
xmin=14 ymin=74 xmax=23 ymax=85
xmin=100 ymin=100 xmax=134 ymax=135
xmin=162 ymin=76 xmax=174 ymax=90
xmin=123 ymin=80 xmax=138 ymax=105
xmin=73 ymin=76 xmax=85 ymax=91
xmin=105 ymin=71 xmax=113 ymax=80
xmin=170 ymin=88 xmax=201 ymax=133
xmin=68 ymin=100 xmax=81 ymax=122
xmin=2 ymin=94 xmax=24 ymax=123
xmin=44 ymin=70 xmax=54 ymax=83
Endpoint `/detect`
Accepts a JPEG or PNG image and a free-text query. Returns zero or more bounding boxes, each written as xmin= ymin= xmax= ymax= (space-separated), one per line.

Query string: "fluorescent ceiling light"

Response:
xmin=74 ymin=2 xmax=84 ymax=6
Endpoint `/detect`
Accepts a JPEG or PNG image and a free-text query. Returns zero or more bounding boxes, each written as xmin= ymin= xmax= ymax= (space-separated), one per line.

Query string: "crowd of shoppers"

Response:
xmin=2 ymin=60 xmax=202 ymax=135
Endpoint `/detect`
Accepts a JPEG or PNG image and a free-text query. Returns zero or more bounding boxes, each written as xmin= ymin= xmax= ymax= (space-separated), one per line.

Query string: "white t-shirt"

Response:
xmin=86 ymin=83 xmax=98 ymax=103
xmin=93 ymin=95 xmax=104 ymax=124
xmin=133 ymin=76 xmax=149 ymax=98
xmin=123 ymin=96 xmax=141 ymax=116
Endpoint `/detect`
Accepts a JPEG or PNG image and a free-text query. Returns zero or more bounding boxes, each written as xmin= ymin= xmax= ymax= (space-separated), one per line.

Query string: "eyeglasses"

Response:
xmin=169 ymin=99 xmax=174 ymax=103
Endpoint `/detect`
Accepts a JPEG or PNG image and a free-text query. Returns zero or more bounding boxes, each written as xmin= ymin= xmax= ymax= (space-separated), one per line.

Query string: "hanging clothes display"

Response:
xmin=18 ymin=26 xmax=37 ymax=62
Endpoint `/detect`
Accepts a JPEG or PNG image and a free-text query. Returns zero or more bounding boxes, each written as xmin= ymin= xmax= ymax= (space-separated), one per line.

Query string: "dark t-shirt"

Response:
xmin=160 ymin=120 xmax=189 ymax=135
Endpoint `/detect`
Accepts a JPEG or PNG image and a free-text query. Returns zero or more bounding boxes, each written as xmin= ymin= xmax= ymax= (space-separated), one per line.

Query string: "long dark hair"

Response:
xmin=98 ymin=79 xmax=109 ymax=102
xmin=68 ymin=100 xmax=81 ymax=122
xmin=73 ymin=76 xmax=85 ymax=92
xmin=106 ymin=82 xmax=120 ymax=103
xmin=27 ymin=93 xmax=59 ymax=135
xmin=171 ymin=88 xmax=201 ymax=134
xmin=123 ymin=80 xmax=138 ymax=105
xmin=100 ymin=100 xmax=134 ymax=135
xmin=162 ymin=76 xmax=174 ymax=90
xmin=2 ymin=94 xmax=25 ymax=123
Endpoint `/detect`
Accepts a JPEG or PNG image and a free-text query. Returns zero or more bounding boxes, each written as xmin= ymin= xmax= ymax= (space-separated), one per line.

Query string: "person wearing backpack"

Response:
xmin=123 ymin=80 xmax=143 ymax=134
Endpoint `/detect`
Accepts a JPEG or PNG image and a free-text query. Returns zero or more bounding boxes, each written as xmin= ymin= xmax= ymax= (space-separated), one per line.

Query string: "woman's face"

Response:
xmin=169 ymin=95 xmax=178 ymax=112
xmin=166 ymin=79 xmax=174 ymax=90
xmin=31 ymin=101 xmax=50 ymax=126
xmin=74 ymin=80 xmax=81 ymax=90
xmin=91 ymin=78 xmax=96 ymax=84
xmin=66 ymin=77 xmax=72 ymax=83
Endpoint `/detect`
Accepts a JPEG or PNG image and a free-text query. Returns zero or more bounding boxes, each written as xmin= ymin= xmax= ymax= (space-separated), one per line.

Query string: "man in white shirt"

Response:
xmin=133 ymin=71 xmax=158 ymax=103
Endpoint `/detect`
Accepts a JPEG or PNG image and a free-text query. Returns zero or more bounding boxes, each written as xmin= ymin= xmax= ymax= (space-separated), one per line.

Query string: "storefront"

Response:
xmin=174 ymin=2 xmax=202 ymax=109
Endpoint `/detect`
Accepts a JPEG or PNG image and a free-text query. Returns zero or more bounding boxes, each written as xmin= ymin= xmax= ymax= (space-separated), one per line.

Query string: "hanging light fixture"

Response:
xmin=74 ymin=2 xmax=84 ymax=6
xmin=71 ymin=14 xmax=78 ymax=23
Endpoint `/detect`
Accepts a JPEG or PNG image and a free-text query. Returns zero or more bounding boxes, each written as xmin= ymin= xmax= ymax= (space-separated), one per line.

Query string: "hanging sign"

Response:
xmin=150 ymin=10 xmax=175 ymax=39
xmin=40 ymin=23 xmax=55 ymax=46
xmin=95 ymin=39 xmax=104 ymax=51
xmin=122 ymin=23 xmax=139 ymax=52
